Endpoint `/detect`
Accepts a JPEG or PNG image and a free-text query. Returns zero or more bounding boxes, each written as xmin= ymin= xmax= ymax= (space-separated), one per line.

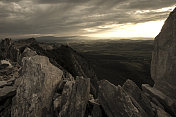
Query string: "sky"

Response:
xmin=0 ymin=0 xmax=175 ymax=39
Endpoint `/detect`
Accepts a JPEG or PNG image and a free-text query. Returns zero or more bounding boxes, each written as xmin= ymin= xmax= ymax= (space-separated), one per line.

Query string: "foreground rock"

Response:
xmin=151 ymin=8 xmax=176 ymax=100
xmin=10 ymin=38 xmax=98 ymax=98
xmin=123 ymin=80 xmax=155 ymax=117
xmin=98 ymin=80 xmax=145 ymax=117
xmin=142 ymin=84 xmax=176 ymax=116
xmin=58 ymin=77 xmax=90 ymax=117
xmin=11 ymin=55 xmax=63 ymax=117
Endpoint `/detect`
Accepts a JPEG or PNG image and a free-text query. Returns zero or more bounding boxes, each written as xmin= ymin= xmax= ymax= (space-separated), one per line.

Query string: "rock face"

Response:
xmin=40 ymin=45 xmax=98 ymax=97
xmin=0 ymin=38 xmax=20 ymax=62
xmin=21 ymin=47 xmax=37 ymax=58
xmin=151 ymin=8 xmax=176 ymax=99
xmin=156 ymin=106 xmax=171 ymax=117
xmin=0 ymin=38 xmax=99 ymax=117
xmin=122 ymin=80 xmax=154 ymax=117
xmin=58 ymin=77 xmax=90 ymax=117
xmin=88 ymin=100 xmax=104 ymax=117
xmin=11 ymin=55 xmax=63 ymax=117
xmin=142 ymin=84 xmax=176 ymax=116
xmin=55 ymin=45 xmax=98 ymax=97
xmin=98 ymin=80 xmax=144 ymax=117
xmin=12 ymin=39 xmax=98 ymax=97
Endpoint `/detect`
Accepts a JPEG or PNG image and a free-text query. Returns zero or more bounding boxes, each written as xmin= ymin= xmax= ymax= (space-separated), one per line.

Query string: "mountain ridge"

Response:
xmin=0 ymin=7 xmax=176 ymax=117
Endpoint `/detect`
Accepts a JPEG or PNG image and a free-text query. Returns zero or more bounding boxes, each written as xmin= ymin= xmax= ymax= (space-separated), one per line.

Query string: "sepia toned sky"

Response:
xmin=0 ymin=0 xmax=175 ymax=39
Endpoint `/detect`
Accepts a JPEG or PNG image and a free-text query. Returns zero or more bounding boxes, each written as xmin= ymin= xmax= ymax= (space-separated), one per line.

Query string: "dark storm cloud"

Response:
xmin=0 ymin=0 xmax=175 ymax=38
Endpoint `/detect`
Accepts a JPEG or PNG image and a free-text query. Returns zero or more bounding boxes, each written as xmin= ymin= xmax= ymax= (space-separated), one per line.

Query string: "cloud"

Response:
xmin=1 ymin=0 xmax=21 ymax=3
xmin=0 ymin=0 xmax=175 ymax=38
xmin=36 ymin=0 xmax=90 ymax=4
xmin=121 ymin=0 xmax=175 ymax=10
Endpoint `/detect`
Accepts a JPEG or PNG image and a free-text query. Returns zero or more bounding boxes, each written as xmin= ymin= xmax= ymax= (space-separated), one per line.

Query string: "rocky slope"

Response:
xmin=0 ymin=8 xmax=176 ymax=117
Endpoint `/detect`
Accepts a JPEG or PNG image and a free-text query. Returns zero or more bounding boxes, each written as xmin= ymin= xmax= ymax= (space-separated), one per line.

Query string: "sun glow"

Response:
xmin=86 ymin=20 xmax=165 ymax=38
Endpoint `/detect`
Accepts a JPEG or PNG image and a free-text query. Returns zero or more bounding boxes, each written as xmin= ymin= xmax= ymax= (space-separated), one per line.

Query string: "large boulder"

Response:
xmin=58 ymin=77 xmax=90 ymax=117
xmin=123 ymin=79 xmax=155 ymax=117
xmin=142 ymin=84 xmax=176 ymax=116
xmin=98 ymin=80 xmax=144 ymax=117
xmin=151 ymin=8 xmax=176 ymax=99
xmin=11 ymin=55 xmax=63 ymax=117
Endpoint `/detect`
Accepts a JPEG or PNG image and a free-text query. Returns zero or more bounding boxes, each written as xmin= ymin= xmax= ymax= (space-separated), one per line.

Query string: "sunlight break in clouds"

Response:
xmin=84 ymin=6 xmax=175 ymax=39
xmin=86 ymin=20 xmax=165 ymax=38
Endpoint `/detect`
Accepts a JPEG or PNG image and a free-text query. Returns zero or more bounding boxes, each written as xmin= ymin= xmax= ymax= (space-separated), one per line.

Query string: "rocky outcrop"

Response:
xmin=9 ymin=39 xmax=98 ymax=97
xmin=0 ymin=60 xmax=20 ymax=82
xmin=123 ymin=80 xmax=155 ymax=117
xmin=156 ymin=107 xmax=171 ymax=117
xmin=142 ymin=84 xmax=176 ymax=116
xmin=21 ymin=47 xmax=37 ymax=58
xmin=58 ymin=77 xmax=90 ymax=117
xmin=56 ymin=45 xmax=98 ymax=97
xmin=0 ymin=38 xmax=20 ymax=62
xmin=39 ymin=45 xmax=98 ymax=97
xmin=0 ymin=38 xmax=99 ymax=117
xmin=151 ymin=8 xmax=176 ymax=99
xmin=88 ymin=100 xmax=105 ymax=117
xmin=0 ymin=38 xmax=12 ymax=60
xmin=11 ymin=55 xmax=63 ymax=117
xmin=98 ymin=80 xmax=145 ymax=117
